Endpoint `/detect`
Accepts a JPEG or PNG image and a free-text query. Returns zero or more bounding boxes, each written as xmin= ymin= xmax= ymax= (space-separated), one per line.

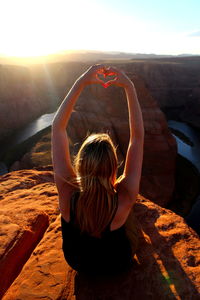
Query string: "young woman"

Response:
xmin=52 ymin=64 xmax=144 ymax=276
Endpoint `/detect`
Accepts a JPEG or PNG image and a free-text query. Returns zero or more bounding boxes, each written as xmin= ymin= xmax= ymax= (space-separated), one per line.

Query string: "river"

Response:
xmin=0 ymin=112 xmax=55 ymax=175
xmin=168 ymin=120 xmax=200 ymax=172
xmin=2 ymin=117 xmax=199 ymax=174
xmin=168 ymin=120 xmax=200 ymax=235
xmin=1 ymin=112 xmax=55 ymax=152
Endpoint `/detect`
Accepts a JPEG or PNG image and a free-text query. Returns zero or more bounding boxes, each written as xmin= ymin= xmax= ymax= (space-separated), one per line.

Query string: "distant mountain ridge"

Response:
xmin=0 ymin=50 xmax=199 ymax=65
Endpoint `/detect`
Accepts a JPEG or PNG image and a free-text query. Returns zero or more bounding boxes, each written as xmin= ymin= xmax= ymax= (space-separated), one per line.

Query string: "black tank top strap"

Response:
xmin=70 ymin=191 xmax=80 ymax=222
xmin=108 ymin=192 xmax=118 ymax=229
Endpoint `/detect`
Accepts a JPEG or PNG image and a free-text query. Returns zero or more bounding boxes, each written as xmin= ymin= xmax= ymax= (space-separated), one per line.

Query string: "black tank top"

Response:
xmin=61 ymin=191 xmax=133 ymax=276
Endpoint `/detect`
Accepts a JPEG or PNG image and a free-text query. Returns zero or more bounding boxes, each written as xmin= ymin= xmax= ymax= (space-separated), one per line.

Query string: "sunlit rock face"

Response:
xmin=0 ymin=168 xmax=58 ymax=298
xmin=119 ymin=57 xmax=200 ymax=129
xmin=1 ymin=170 xmax=199 ymax=299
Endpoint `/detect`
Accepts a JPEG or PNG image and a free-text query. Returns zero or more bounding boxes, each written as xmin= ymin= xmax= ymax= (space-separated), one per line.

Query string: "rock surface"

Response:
xmin=0 ymin=169 xmax=200 ymax=299
xmin=3 ymin=215 xmax=69 ymax=300
xmin=119 ymin=57 xmax=200 ymax=129
xmin=0 ymin=168 xmax=59 ymax=298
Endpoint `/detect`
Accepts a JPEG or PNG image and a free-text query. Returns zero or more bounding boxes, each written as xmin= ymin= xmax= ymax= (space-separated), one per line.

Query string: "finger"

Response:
xmin=103 ymin=77 xmax=118 ymax=88
xmin=104 ymin=71 xmax=117 ymax=77
xmin=93 ymin=64 xmax=106 ymax=73
xmin=96 ymin=65 xmax=116 ymax=76
xmin=101 ymin=68 xmax=115 ymax=77
xmin=95 ymin=73 xmax=106 ymax=85
xmin=84 ymin=65 xmax=105 ymax=80
xmin=106 ymin=66 xmax=119 ymax=74
xmin=96 ymin=67 xmax=108 ymax=76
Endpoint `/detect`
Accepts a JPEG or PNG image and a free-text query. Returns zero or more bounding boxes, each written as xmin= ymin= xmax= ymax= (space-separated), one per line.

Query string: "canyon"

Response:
xmin=0 ymin=57 xmax=200 ymax=299
xmin=4 ymin=71 xmax=177 ymax=207
xmin=1 ymin=57 xmax=200 ymax=142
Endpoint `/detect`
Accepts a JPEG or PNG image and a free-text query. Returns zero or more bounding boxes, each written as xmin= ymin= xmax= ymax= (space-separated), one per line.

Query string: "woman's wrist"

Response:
xmin=74 ymin=76 xmax=86 ymax=90
xmin=123 ymin=79 xmax=134 ymax=90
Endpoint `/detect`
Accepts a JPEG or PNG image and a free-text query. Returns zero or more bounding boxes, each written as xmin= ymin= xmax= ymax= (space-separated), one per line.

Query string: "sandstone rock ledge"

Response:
xmin=0 ymin=169 xmax=199 ymax=300
xmin=0 ymin=168 xmax=59 ymax=298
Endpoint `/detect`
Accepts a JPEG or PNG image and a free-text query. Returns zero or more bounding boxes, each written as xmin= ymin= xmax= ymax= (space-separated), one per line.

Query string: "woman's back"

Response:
xmin=51 ymin=64 xmax=144 ymax=275
xmin=61 ymin=191 xmax=133 ymax=276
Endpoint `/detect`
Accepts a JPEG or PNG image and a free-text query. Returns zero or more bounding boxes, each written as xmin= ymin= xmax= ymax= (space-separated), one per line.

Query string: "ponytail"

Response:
xmin=74 ymin=133 xmax=118 ymax=238
xmin=75 ymin=175 xmax=117 ymax=238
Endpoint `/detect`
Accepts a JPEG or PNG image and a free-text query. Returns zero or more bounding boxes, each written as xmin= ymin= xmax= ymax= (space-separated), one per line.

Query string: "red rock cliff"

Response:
xmin=0 ymin=169 xmax=199 ymax=299
xmin=118 ymin=57 xmax=200 ymax=129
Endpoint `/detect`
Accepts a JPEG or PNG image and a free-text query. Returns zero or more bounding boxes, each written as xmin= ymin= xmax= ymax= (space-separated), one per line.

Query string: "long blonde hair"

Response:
xmin=73 ymin=133 xmax=118 ymax=238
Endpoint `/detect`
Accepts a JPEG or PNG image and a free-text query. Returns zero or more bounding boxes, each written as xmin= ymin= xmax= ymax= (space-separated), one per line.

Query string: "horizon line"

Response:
xmin=1 ymin=49 xmax=200 ymax=59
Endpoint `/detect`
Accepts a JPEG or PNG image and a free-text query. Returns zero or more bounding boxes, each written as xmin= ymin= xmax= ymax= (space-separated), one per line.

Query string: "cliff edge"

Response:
xmin=0 ymin=169 xmax=199 ymax=299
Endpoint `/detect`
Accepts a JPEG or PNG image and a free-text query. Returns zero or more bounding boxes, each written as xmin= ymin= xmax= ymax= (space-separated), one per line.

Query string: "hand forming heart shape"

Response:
xmin=96 ymin=69 xmax=117 ymax=88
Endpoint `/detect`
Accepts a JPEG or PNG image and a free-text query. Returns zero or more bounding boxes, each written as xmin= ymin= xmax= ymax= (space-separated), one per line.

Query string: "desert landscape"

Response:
xmin=0 ymin=53 xmax=200 ymax=299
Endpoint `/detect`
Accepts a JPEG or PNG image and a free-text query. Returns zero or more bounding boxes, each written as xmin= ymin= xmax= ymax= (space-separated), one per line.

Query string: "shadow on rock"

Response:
xmin=64 ymin=205 xmax=199 ymax=300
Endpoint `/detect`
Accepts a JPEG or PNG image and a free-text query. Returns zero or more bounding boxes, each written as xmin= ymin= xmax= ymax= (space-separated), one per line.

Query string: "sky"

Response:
xmin=0 ymin=0 xmax=199 ymax=57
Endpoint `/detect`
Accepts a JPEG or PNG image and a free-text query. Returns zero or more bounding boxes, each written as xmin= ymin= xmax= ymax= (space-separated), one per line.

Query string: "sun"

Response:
xmin=0 ymin=0 xmax=93 ymax=58
xmin=1 ymin=0 xmax=81 ymax=57
xmin=0 ymin=0 xmax=130 ymax=58
xmin=1 ymin=0 xmax=171 ymax=59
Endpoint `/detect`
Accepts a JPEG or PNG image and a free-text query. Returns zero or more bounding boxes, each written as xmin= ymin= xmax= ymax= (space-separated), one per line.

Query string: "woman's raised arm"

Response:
xmin=52 ymin=64 xmax=105 ymax=183
xmin=52 ymin=65 xmax=107 ymax=219
xmin=107 ymin=67 xmax=144 ymax=205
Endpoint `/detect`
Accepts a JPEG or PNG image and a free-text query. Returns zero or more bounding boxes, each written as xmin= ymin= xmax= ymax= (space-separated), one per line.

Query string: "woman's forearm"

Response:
xmin=124 ymin=82 xmax=144 ymax=142
xmin=52 ymin=78 xmax=84 ymax=130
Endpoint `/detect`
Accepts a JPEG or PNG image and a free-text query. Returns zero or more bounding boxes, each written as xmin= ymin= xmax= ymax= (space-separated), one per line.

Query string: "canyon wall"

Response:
xmin=0 ymin=65 xmax=46 ymax=140
xmin=0 ymin=59 xmax=199 ymax=299
xmin=2 ymin=58 xmax=200 ymax=209
xmin=0 ymin=62 xmax=89 ymax=141
xmin=9 ymin=72 xmax=177 ymax=207
xmin=1 ymin=57 xmax=200 ymax=142
xmin=117 ymin=57 xmax=200 ymax=129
